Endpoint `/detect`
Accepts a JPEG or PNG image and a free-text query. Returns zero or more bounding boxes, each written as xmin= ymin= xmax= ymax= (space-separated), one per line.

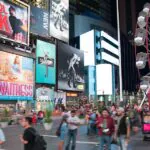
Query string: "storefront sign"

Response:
xmin=0 ymin=0 xmax=30 ymax=45
xmin=0 ymin=51 xmax=34 ymax=100
xmin=36 ymin=40 xmax=56 ymax=84
xmin=66 ymin=93 xmax=78 ymax=97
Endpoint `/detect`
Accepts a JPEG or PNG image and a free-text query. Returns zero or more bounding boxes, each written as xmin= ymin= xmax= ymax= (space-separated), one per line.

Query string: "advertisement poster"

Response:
xmin=36 ymin=87 xmax=54 ymax=101
xmin=36 ymin=40 xmax=56 ymax=84
xmin=50 ymin=0 xmax=69 ymax=42
xmin=0 ymin=0 xmax=30 ymax=45
xmin=0 ymin=51 xmax=34 ymax=100
xmin=54 ymin=92 xmax=66 ymax=106
xmin=58 ymin=41 xmax=84 ymax=91
xmin=30 ymin=6 xmax=49 ymax=36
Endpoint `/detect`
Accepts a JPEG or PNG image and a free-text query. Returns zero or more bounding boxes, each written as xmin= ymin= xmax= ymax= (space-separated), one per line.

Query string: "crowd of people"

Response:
xmin=0 ymin=100 xmax=149 ymax=150
xmin=56 ymin=101 xmax=149 ymax=150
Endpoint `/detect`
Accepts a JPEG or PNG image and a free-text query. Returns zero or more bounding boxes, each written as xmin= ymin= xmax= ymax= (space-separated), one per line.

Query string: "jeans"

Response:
xmin=65 ymin=129 xmax=77 ymax=150
xmin=119 ymin=135 xmax=132 ymax=150
xmin=87 ymin=123 xmax=97 ymax=135
xmin=99 ymin=135 xmax=111 ymax=150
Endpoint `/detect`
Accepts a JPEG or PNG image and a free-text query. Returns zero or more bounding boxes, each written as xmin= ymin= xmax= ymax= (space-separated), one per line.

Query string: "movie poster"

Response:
xmin=36 ymin=40 xmax=56 ymax=84
xmin=58 ymin=41 xmax=85 ymax=91
xmin=49 ymin=0 xmax=69 ymax=42
xmin=0 ymin=51 xmax=34 ymax=100
xmin=30 ymin=6 xmax=49 ymax=36
xmin=0 ymin=0 xmax=30 ymax=45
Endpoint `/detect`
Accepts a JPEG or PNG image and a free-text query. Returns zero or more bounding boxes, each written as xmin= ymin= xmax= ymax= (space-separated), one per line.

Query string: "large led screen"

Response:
xmin=0 ymin=0 xmax=30 ymax=45
xmin=80 ymin=30 xmax=95 ymax=66
xmin=96 ymin=64 xmax=112 ymax=95
xmin=58 ymin=41 xmax=84 ymax=91
xmin=49 ymin=0 xmax=69 ymax=42
xmin=36 ymin=40 xmax=56 ymax=84
xmin=0 ymin=51 xmax=34 ymax=100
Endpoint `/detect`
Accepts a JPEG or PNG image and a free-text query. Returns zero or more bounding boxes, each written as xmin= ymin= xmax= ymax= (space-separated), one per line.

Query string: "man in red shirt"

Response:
xmin=97 ymin=109 xmax=115 ymax=150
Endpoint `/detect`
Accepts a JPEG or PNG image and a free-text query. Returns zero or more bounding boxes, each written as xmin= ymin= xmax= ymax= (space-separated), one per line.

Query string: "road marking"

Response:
xmin=43 ymin=135 xmax=98 ymax=145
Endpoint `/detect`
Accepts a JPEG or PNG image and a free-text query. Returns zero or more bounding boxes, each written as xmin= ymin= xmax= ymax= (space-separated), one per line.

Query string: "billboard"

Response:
xmin=30 ymin=6 xmax=49 ymax=36
xmin=36 ymin=40 xmax=56 ymax=84
xmin=0 ymin=51 xmax=34 ymax=100
xmin=96 ymin=64 xmax=112 ymax=95
xmin=36 ymin=87 xmax=54 ymax=101
xmin=58 ymin=41 xmax=84 ymax=91
xmin=80 ymin=30 xmax=95 ymax=66
xmin=49 ymin=0 xmax=69 ymax=42
xmin=0 ymin=0 xmax=30 ymax=45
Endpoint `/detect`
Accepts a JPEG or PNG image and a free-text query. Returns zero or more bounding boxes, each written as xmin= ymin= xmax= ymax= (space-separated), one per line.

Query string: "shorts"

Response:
xmin=59 ymin=132 xmax=66 ymax=141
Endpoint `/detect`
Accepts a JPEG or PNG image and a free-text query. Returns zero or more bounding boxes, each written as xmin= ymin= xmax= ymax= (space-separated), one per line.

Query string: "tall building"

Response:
xmin=69 ymin=0 xmax=117 ymax=39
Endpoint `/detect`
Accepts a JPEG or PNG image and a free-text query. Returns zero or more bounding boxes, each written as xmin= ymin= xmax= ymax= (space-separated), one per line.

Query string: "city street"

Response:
xmin=2 ymin=118 xmax=150 ymax=150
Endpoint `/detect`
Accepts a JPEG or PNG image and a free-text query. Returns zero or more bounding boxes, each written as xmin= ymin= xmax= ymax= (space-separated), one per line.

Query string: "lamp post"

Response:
xmin=116 ymin=0 xmax=123 ymax=102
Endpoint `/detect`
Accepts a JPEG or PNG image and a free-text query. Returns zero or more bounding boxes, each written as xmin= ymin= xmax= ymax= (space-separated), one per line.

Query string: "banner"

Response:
xmin=30 ymin=6 xmax=49 ymax=36
xmin=58 ymin=41 xmax=85 ymax=91
xmin=36 ymin=40 xmax=56 ymax=84
xmin=0 ymin=51 xmax=34 ymax=100
xmin=0 ymin=0 xmax=30 ymax=45
xmin=49 ymin=0 xmax=69 ymax=42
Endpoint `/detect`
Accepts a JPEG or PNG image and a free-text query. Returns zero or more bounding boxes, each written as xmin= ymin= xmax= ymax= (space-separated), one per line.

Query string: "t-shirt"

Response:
xmin=23 ymin=127 xmax=36 ymax=150
xmin=68 ymin=116 xmax=80 ymax=130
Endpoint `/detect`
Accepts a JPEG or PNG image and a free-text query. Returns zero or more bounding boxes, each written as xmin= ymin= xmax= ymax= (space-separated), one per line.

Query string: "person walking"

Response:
xmin=65 ymin=110 xmax=80 ymax=150
xmin=0 ymin=127 xmax=5 ymax=149
xmin=58 ymin=116 xmax=68 ymax=150
xmin=116 ymin=107 xmax=131 ymax=150
xmin=97 ymin=109 xmax=115 ymax=150
xmin=20 ymin=117 xmax=36 ymax=150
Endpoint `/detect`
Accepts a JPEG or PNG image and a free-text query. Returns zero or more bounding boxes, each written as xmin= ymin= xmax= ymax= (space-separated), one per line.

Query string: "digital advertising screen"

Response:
xmin=0 ymin=0 xmax=30 ymax=45
xmin=0 ymin=51 xmax=34 ymax=100
xmin=49 ymin=0 xmax=69 ymax=42
xmin=36 ymin=40 xmax=56 ymax=84
xmin=80 ymin=30 xmax=95 ymax=66
xmin=96 ymin=64 xmax=113 ymax=95
xmin=58 ymin=41 xmax=84 ymax=91
xmin=30 ymin=6 xmax=49 ymax=36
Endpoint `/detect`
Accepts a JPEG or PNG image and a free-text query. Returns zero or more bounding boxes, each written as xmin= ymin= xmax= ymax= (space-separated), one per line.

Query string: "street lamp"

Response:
xmin=116 ymin=0 xmax=123 ymax=102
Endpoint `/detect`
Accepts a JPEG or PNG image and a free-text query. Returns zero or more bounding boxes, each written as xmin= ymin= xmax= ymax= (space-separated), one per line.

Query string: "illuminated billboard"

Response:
xmin=49 ymin=0 xmax=69 ymax=42
xmin=0 ymin=51 xmax=34 ymax=100
xmin=0 ymin=0 xmax=30 ymax=45
xmin=80 ymin=30 xmax=95 ymax=66
xmin=30 ymin=6 xmax=49 ymax=36
xmin=58 ymin=41 xmax=85 ymax=91
xmin=96 ymin=64 xmax=112 ymax=95
xmin=36 ymin=40 xmax=56 ymax=84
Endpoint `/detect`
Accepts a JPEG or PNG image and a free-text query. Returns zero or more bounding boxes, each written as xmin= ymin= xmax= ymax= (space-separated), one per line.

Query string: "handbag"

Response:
xmin=56 ymin=122 xmax=62 ymax=137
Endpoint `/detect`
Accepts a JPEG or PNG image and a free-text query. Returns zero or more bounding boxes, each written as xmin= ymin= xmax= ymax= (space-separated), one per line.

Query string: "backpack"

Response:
xmin=29 ymin=129 xmax=47 ymax=150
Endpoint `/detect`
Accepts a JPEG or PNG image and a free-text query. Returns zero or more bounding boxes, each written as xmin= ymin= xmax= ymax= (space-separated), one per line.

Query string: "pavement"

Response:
xmin=1 ymin=118 xmax=150 ymax=150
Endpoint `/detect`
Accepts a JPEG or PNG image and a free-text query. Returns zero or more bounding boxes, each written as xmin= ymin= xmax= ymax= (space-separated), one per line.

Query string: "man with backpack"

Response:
xmin=20 ymin=117 xmax=47 ymax=150
xmin=116 ymin=107 xmax=131 ymax=150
